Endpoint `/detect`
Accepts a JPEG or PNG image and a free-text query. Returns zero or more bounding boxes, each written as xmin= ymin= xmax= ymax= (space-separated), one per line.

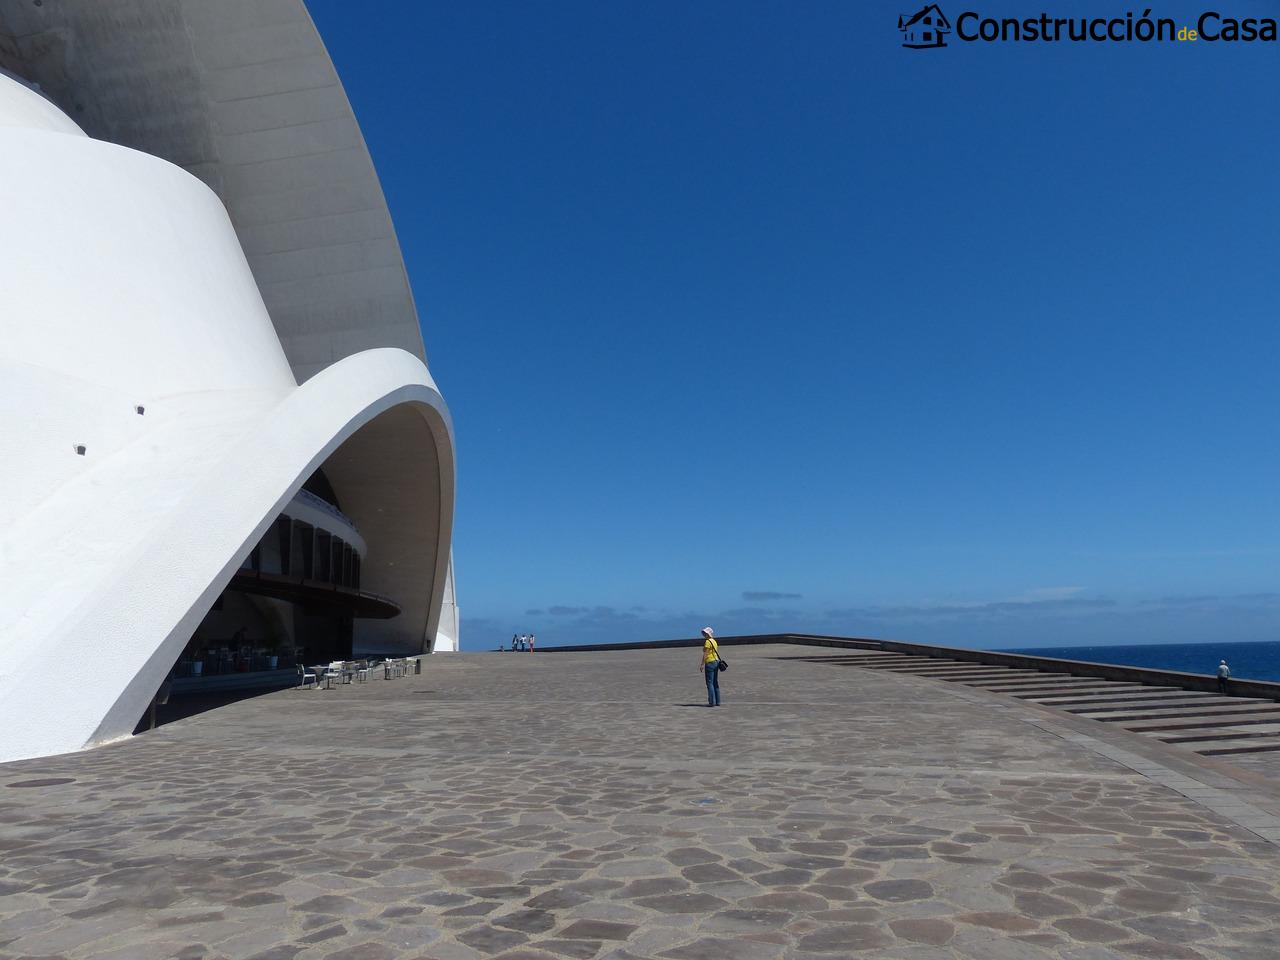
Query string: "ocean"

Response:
xmin=999 ymin=639 xmax=1280 ymax=684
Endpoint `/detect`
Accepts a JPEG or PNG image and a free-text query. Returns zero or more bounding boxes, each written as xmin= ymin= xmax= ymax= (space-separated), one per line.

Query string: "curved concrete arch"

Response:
xmin=86 ymin=349 xmax=455 ymax=753
xmin=0 ymin=71 xmax=456 ymax=762
xmin=0 ymin=348 xmax=453 ymax=763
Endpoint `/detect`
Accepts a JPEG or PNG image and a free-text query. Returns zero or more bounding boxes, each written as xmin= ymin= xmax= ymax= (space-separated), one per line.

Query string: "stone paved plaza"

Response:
xmin=2 ymin=645 xmax=1279 ymax=960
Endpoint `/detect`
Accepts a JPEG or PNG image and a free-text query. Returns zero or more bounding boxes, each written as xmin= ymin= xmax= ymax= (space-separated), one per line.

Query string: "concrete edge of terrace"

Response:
xmin=543 ymin=633 xmax=1280 ymax=701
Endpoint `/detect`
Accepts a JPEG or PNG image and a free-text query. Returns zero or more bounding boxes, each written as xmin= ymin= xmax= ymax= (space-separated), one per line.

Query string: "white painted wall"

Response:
xmin=0 ymin=74 xmax=455 ymax=762
xmin=1 ymin=0 xmax=463 ymax=657
xmin=0 ymin=70 xmax=84 ymax=135
xmin=433 ymin=550 xmax=460 ymax=652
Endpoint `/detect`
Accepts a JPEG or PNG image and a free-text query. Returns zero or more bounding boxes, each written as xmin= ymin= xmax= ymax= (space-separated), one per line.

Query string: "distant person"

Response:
xmin=1217 ymin=660 xmax=1231 ymax=695
xmin=700 ymin=626 xmax=722 ymax=707
xmin=529 ymin=634 xmax=536 ymax=653
xmin=511 ymin=633 xmax=520 ymax=653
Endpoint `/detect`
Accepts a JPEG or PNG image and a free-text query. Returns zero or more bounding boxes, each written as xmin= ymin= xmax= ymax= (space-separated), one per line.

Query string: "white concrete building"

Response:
xmin=0 ymin=1 xmax=458 ymax=762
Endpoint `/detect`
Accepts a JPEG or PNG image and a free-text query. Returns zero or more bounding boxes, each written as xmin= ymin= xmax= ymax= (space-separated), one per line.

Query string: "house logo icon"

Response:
xmin=898 ymin=3 xmax=951 ymax=48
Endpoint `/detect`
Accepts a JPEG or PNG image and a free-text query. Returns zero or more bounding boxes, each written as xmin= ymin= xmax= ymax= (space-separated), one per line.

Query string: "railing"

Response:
xmin=293 ymin=488 xmax=360 ymax=531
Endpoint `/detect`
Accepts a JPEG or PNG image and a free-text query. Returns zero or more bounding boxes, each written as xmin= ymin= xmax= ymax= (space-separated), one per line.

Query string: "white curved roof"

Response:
xmin=0 ymin=0 xmax=458 ymax=687
xmin=0 ymin=0 xmax=426 ymax=382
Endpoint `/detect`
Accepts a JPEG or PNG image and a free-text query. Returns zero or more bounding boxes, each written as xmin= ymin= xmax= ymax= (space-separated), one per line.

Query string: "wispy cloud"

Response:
xmin=1145 ymin=593 xmax=1279 ymax=608
xmin=1023 ymin=586 xmax=1085 ymax=601
xmin=1146 ymin=595 xmax=1218 ymax=607
xmin=742 ymin=590 xmax=803 ymax=602
xmin=824 ymin=593 xmax=1114 ymax=622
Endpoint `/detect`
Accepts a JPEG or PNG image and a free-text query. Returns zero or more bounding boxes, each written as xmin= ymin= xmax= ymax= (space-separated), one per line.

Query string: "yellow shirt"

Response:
xmin=702 ymin=637 xmax=720 ymax=665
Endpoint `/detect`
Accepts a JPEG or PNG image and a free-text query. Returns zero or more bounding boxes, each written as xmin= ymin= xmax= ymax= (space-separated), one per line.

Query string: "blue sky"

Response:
xmin=307 ymin=1 xmax=1279 ymax=650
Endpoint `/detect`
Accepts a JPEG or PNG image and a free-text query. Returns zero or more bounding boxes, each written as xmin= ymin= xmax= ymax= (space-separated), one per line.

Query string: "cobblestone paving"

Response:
xmin=2 ymin=645 xmax=1279 ymax=960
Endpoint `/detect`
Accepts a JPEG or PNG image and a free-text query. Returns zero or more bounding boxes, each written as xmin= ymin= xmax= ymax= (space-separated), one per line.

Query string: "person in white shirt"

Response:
xmin=1217 ymin=660 xmax=1231 ymax=695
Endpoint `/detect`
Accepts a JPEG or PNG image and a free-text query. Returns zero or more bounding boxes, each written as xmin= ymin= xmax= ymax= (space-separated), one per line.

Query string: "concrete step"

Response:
xmin=892 ymin=662 xmax=1024 ymax=671
xmin=967 ymin=686 xmax=1100 ymax=691
xmin=1078 ymin=699 xmax=1272 ymax=719
xmin=1156 ymin=723 xmax=1280 ymax=744
xmin=1026 ymin=690 xmax=1191 ymax=706
xmin=971 ymin=684 xmax=1122 ymax=696
xmin=933 ymin=673 xmax=1062 ymax=682
xmin=829 ymin=662 xmax=912 ymax=670
xmin=872 ymin=660 xmax=970 ymax=669
xmin=969 ymin=675 xmax=1127 ymax=686
xmin=1122 ymin=710 xmax=1280 ymax=733
xmin=1069 ymin=700 xmax=1249 ymax=716
xmin=932 ymin=669 xmax=1062 ymax=678
xmin=857 ymin=659 xmax=954 ymax=669
xmin=903 ymin=669 xmax=1041 ymax=679
xmin=1024 ymin=686 xmax=1182 ymax=701
xmin=985 ymin=676 xmax=1146 ymax=687
xmin=1012 ymin=689 xmax=1164 ymax=702
xmin=983 ymin=682 xmax=1150 ymax=695
xmin=1194 ymin=737 xmax=1280 ymax=756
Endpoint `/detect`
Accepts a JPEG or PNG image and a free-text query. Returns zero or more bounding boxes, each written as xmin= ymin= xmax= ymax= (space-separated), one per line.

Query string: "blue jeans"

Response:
xmin=704 ymin=662 xmax=721 ymax=706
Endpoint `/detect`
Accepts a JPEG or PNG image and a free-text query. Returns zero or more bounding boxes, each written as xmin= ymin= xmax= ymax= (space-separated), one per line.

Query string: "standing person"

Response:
xmin=700 ymin=626 xmax=722 ymax=707
xmin=529 ymin=634 xmax=536 ymax=653
xmin=511 ymin=633 xmax=519 ymax=653
xmin=1217 ymin=660 xmax=1231 ymax=695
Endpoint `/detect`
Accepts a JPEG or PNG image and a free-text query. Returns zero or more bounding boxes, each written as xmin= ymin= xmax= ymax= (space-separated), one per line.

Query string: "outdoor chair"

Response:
xmin=296 ymin=664 xmax=318 ymax=690
xmin=354 ymin=661 xmax=370 ymax=682
xmin=322 ymin=661 xmax=343 ymax=689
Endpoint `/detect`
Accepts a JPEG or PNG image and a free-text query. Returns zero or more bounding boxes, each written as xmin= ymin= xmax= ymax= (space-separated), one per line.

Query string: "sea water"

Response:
xmin=999 ymin=640 xmax=1280 ymax=683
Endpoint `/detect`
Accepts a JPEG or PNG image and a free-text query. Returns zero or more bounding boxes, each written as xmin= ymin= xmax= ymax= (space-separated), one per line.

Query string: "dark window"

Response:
xmin=276 ymin=517 xmax=292 ymax=576
xmin=301 ymin=468 xmax=341 ymax=511
xmin=316 ymin=532 xmax=331 ymax=581
xmin=293 ymin=522 xmax=314 ymax=578
xmin=330 ymin=537 xmax=344 ymax=584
